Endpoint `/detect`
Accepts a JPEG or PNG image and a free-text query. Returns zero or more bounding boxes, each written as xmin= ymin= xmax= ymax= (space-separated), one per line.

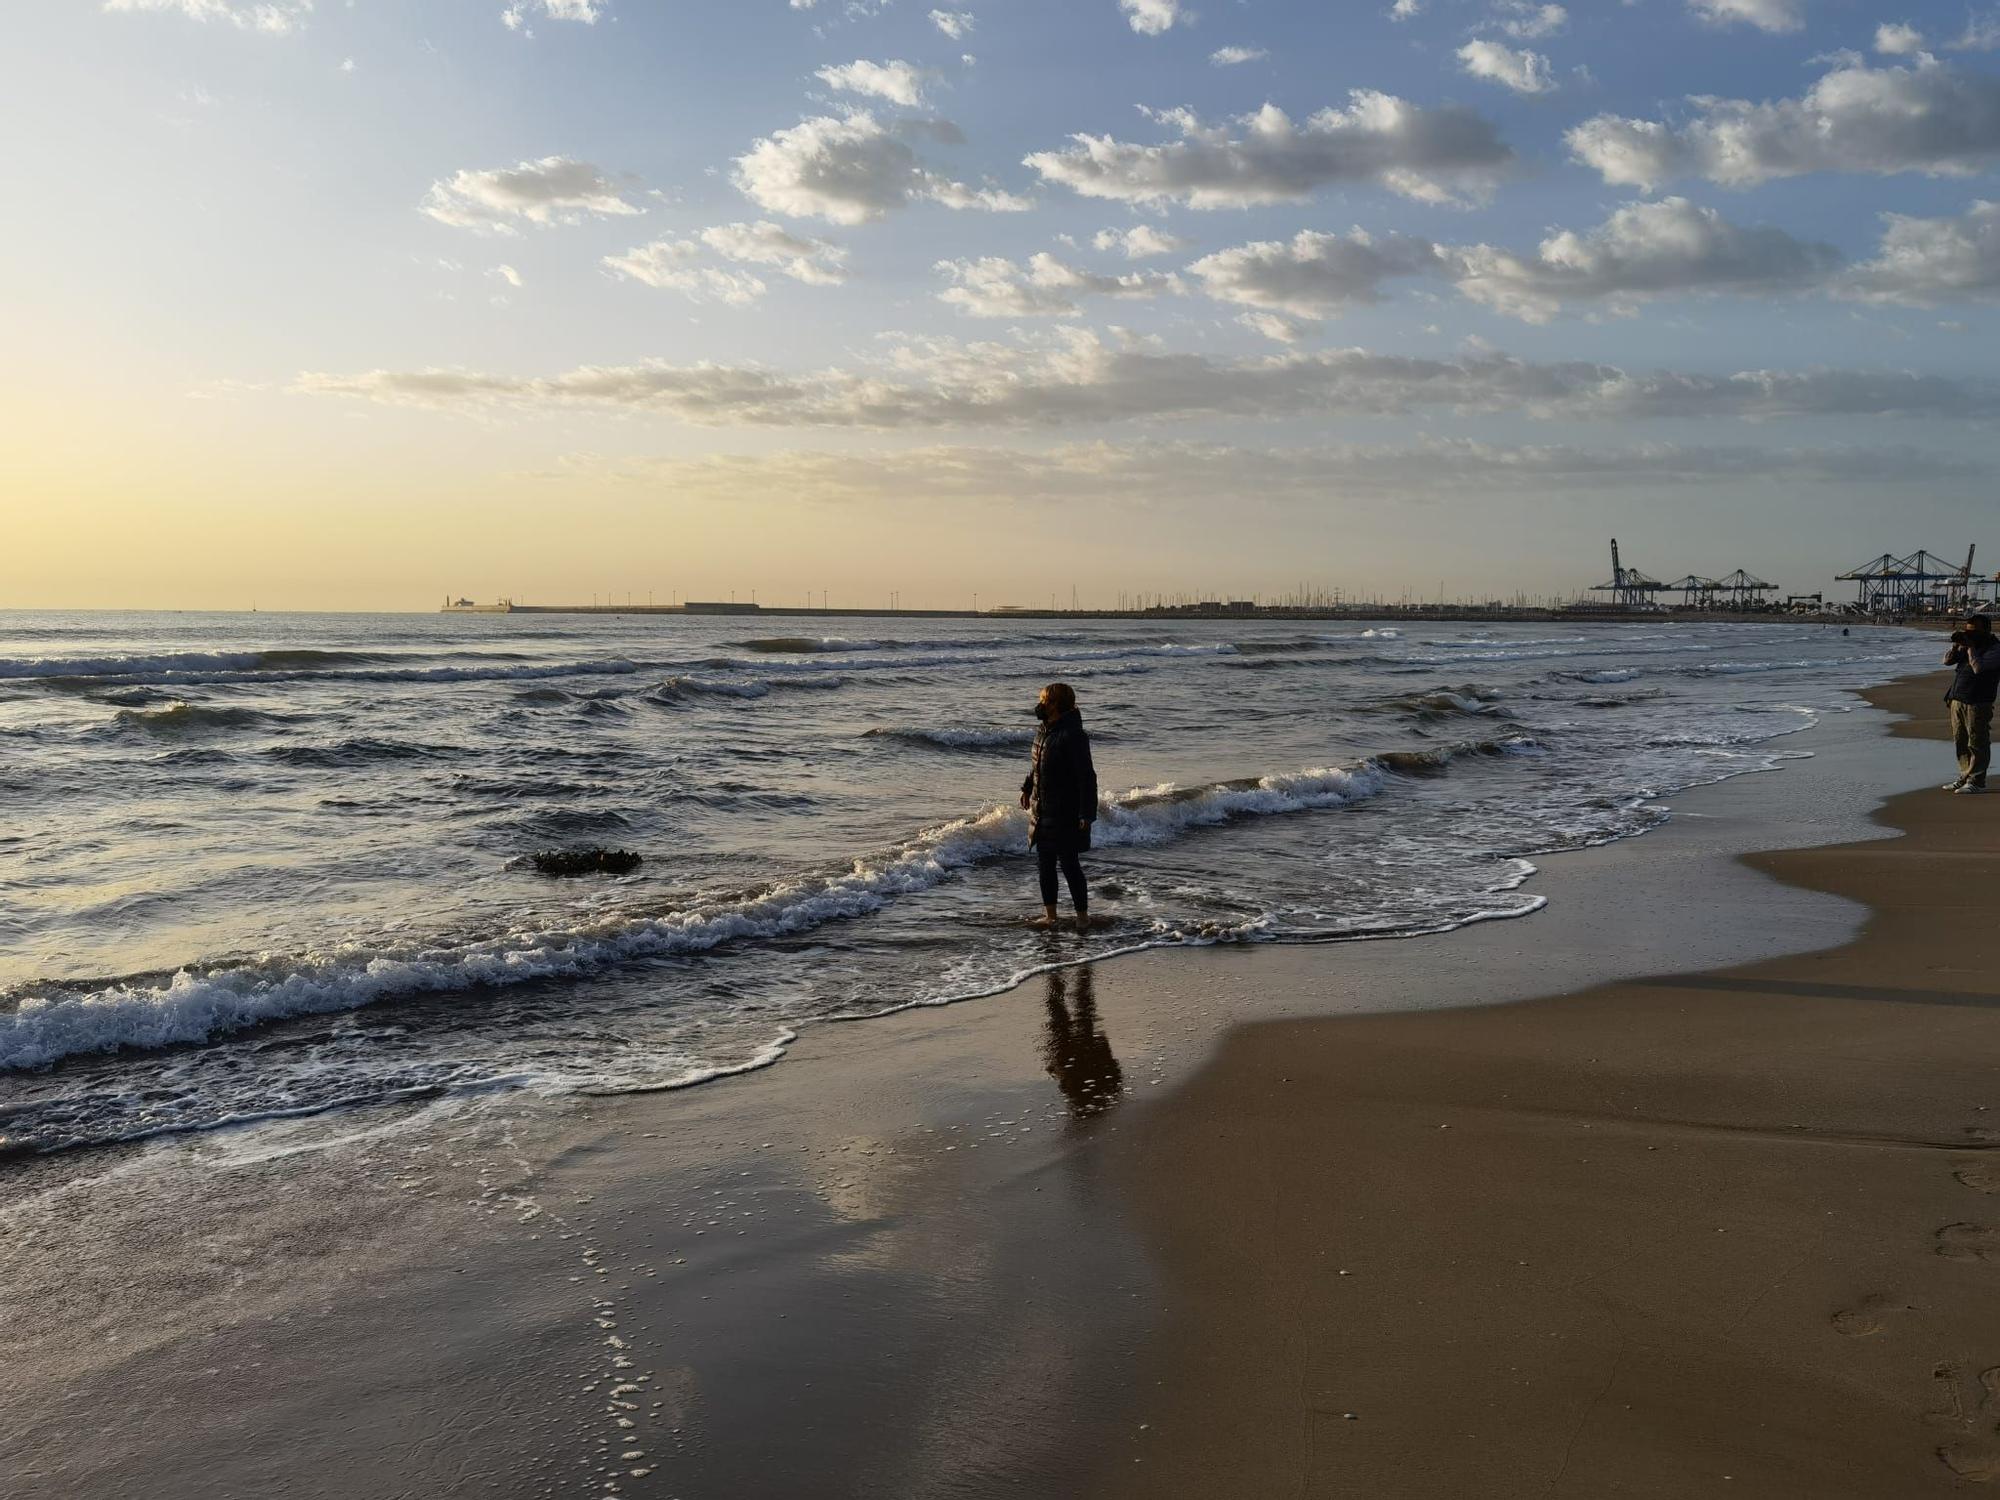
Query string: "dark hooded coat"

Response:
xmin=1021 ymin=708 xmax=1098 ymax=853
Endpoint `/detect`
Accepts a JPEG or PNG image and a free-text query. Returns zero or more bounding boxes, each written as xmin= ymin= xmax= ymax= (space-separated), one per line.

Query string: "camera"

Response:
xmin=1951 ymin=630 xmax=1973 ymax=645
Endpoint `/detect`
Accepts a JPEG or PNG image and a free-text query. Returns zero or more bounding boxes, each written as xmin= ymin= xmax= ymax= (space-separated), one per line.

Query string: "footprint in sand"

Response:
xmin=1832 ymin=1295 xmax=1914 ymax=1337
xmin=1937 ymin=1224 xmax=2000 ymax=1261
xmin=1958 ymin=1165 xmax=2000 ymax=1195
xmin=1930 ymin=1364 xmax=2000 ymax=1481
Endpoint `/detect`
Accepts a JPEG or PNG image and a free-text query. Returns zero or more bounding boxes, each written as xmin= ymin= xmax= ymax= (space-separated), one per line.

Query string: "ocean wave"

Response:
xmin=20 ymin=653 xmax=652 ymax=689
xmin=735 ymin=636 xmax=885 ymax=654
xmin=265 ymin=738 xmax=470 ymax=769
xmin=1365 ymin=685 xmax=1512 ymax=720
xmin=651 ymin=671 xmax=849 ymax=701
xmin=864 ymin=724 xmax=1038 ymax=751
xmin=0 ymin=753 xmax=1411 ymax=1074
xmin=1232 ymin=639 xmax=1329 ymax=656
xmin=708 ymin=640 xmax=1235 ymax=678
xmin=109 ymin=701 xmax=278 ymax=734
xmin=1557 ymin=668 xmax=1643 ymax=684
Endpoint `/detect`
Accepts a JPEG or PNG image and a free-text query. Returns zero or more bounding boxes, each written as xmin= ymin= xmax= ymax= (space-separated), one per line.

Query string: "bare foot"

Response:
xmin=1074 ymin=913 xmax=1090 ymax=934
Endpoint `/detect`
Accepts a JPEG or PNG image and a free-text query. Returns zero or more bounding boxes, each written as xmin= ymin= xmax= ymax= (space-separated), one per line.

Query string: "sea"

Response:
xmin=0 ymin=610 xmax=1936 ymax=1157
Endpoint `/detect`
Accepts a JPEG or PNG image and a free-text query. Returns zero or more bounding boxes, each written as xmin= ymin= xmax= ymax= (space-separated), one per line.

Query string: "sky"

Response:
xmin=3 ymin=0 xmax=1997 ymax=611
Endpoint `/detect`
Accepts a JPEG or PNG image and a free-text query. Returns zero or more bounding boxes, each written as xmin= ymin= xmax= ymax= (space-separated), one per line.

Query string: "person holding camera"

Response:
xmin=1943 ymin=613 xmax=2000 ymax=794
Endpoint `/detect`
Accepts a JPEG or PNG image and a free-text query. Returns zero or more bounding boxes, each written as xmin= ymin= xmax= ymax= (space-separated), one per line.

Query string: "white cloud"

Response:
xmin=1447 ymin=197 xmax=1841 ymax=320
xmin=1389 ymin=0 xmax=1422 ymax=20
xmin=1952 ymin=12 xmax=2000 ymax=50
xmin=297 ymin=329 xmax=2000 ymax=429
xmin=603 ymin=241 xmax=769 ymax=305
xmin=929 ymin=8 xmax=973 ymax=38
xmin=1025 ymin=96 xmax=1515 ymax=209
xmin=1211 ymin=46 xmax=1268 ymax=66
xmin=1092 ymin=224 xmax=1190 ymax=258
xmin=1874 ymin=22 xmax=1926 ymax=54
xmin=1567 ymin=59 xmax=2000 ymax=189
xmin=1843 ymin=200 xmax=2000 ymax=303
xmin=1121 ymin=0 xmax=1183 ymax=35
xmin=1686 ymin=0 xmax=1801 ymax=32
xmin=502 ymin=0 xmax=600 ymax=29
xmin=545 ymin=438 xmax=1985 ymax=507
xmin=733 ymin=113 xmax=1028 ymax=224
xmin=103 ymin=0 xmax=312 ymax=34
xmin=420 ymin=156 xmax=640 ymax=234
xmin=699 ymin=221 xmax=849 ymax=284
xmin=1237 ymin=311 xmax=1309 ymax=343
xmin=816 ymin=59 xmax=934 ymax=107
xmin=1456 ymin=40 xmax=1557 ymax=94
xmin=604 ymin=222 xmax=848 ymax=302
xmin=1186 ymin=199 xmax=1843 ymax=323
xmin=492 ymin=264 xmax=524 ymax=288
xmin=1490 ymin=1 xmax=1567 ymax=38
xmin=936 ymin=253 xmax=1182 ymax=317
xmin=1189 ymin=229 xmax=1446 ymax=317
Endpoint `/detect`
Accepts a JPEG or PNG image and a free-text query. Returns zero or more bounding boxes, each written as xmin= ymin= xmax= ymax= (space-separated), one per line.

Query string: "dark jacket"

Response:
xmin=1022 ymin=709 xmax=1098 ymax=852
xmin=1946 ymin=633 xmax=2000 ymax=706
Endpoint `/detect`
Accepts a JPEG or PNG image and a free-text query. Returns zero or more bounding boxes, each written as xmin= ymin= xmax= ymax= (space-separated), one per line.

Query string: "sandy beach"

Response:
xmin=1099 ymin=672 xmax=2000 ymax=1499
xmin=3 ymin=670 xmax=1990 ymax=1500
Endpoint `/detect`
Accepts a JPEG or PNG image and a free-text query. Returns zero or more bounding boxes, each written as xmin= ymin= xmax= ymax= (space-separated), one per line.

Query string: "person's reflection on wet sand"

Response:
xmin=1042 ymin=967 xmax=1123 ymax=1119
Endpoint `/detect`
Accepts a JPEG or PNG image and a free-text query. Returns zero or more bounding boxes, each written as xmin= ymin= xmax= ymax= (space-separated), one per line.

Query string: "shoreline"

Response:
xmin=0 ymin=671 xmax=1969 ymax=1499
xmin=1096 ymin=672 xmax=1998 ymax=1498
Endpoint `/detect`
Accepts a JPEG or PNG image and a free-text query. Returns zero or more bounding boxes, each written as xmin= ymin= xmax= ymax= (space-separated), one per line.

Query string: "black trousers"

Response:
xmin=1037 ymin=846 xmax=1087 ymax=912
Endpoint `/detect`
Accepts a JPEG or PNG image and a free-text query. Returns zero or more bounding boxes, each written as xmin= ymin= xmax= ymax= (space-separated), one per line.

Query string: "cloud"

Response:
xmin=1188 ymin=198 xmax=2000 ymax=322
xmin=936 ymin=253 xmax=1183 ymax=317
xmin=698 ymin=221 xmax=849 ymax=285
xmin=296 ymin=329 xmax=2000 ymax=430
xmin=1447 ymin=196 xmax=1842 ymax=320
xmin=604 ymin=222 xmax=849 ymax=303
xmin=734 ymin=112 xmax=1029 ymax=224
xmin=1567 ymin=59 xmax=2000 ymax=189
xmin=602 ymin=241 xmax=770 ymax=305
xmin=816 ymin=59 xmax=934 ymax=107
xmin=1389 ymin=0 xmax=1421 ymax=20
xmin=1025 ymin=96 xmax=1515 ymax=209
xmin=1188 ymin=229 xmax=1447 ymax=317
xmin=1490 ymin=1 xmax=1566 ymax=38
xmin=1121 ymin=0 xmax=1183 ymax=35
xmin=420 ymin=156 xmax=640 ymax=234
xmin=1092 ymin=224 xmax=1190 ymax=258
xmin=1456 ymin=40 xmax=1557 ymax=94
xmin=1211 ymin=46 xmax=1268 ymax=66
xmin=1843 ymin=200 xmax=2000 ymax=303
xmin=1686 ymin=0 xmax=1801 ymax=32
xmin=103 ymin=0 xmax=312 ymax=33
xmin=1874 ymin=21 xmax=1926 ymax=54
xmin=929 ymin=8 xmax=973 ymax=38
xmin=492 ymin=264 xmax=524 ymax=288
xmin=502 ymin=0 xmax=600 ymax=29
xmin=543 ymin=438 xmax=1987 ymax=506
xmin=1952 ymin=12 xmax=2000 ymax=50
xmin=1237 ymin=311 xmax=1309 ymax=343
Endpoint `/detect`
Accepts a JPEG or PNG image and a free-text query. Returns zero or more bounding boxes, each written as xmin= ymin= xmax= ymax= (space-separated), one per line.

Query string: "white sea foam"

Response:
xmin=0 ymin=755 xmax=1396 ymax=1074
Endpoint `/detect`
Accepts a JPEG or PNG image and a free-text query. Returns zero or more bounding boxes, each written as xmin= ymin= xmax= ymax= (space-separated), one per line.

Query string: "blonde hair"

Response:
xmin=1041 ymin=681 xmax=1077 ymax=715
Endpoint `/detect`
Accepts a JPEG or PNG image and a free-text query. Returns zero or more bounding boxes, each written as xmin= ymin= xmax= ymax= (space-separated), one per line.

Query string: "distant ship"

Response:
xmin=441 ymin=597 xmax=515 ymax=613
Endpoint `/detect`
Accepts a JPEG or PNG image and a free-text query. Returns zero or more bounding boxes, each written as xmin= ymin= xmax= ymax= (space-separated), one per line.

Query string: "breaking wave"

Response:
xmin=0 ymin=749 xmax=1453 ymax=1075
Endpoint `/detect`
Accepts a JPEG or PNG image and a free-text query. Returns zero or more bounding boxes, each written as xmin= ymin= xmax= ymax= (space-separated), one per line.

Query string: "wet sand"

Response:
xmin=0 ymin=674 xmax=1975 ymax=1499
xmin=1098 ymin=674 xmax=2000 ymax=1499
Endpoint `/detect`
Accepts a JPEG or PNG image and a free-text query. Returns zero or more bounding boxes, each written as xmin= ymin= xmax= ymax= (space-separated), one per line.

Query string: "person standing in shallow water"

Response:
xmin=1019 ymin=681 xmax=1098 ymax=932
